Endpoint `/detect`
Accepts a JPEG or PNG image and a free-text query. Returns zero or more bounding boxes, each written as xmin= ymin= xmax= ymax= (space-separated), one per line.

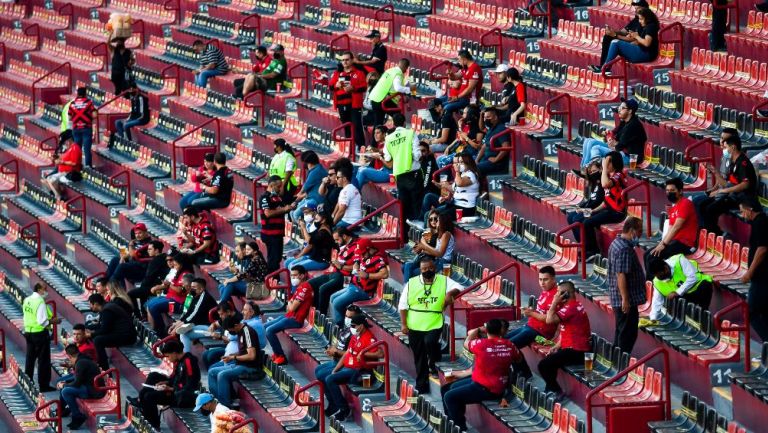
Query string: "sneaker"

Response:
xmin=68 ymin=415 xmax=87 ymax=429
xmin=334 ymin=408 xmax=351 ymax=422
xmin=589 ymin=65 xmax=602 ymax=73
xmin=324 ymin=406 xmax=339 ymax=417
xmin=176 ymin=323 xmax=194 ymax=334
xmin=127 ymin=396 xmax=140 ymax=407
xmin=273 ymin=355 xmax=287 ymax=365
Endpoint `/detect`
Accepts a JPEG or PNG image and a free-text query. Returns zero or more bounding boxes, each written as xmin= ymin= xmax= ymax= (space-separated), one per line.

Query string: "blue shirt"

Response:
xmin=481 ymin=122 xmax=508 ymax=162
xmin=303 ymin=164 xmax=327 ymax=204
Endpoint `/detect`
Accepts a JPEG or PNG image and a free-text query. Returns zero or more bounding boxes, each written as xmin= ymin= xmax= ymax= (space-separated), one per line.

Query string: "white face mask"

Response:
xmin=459 ymin=163 xmax=466 ymax=173
xmin=303 ymin=214 xmax=314 ymax=224
xmin=344 ymin=317 xmax=353 ymax=327
xmin=290 ymin=277 xmax=301 ymax=287
xmin=350 ymin=327 xmax=359 ymax=336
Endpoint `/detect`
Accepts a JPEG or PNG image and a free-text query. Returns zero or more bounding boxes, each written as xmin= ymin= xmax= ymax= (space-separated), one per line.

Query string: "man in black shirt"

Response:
xmin=128 ymin=240 xmax=169 ymax=314
xmin=57 ymin=344 xmax=105 ymax=429
xmin=115 ymin=82 xmax=150 ymax=141
xmin=207 ymin=316 xmax=265 ymax=408
xmin=173 ymin=277 xmax=218 ymax=352
xmin=740 ymin=197 xmax=768 ymax=341
xmin=260 ymin=175 xmax=296 ymax=273
xmin=598 ymin=0 xmax=647 ymax=65
xmin=427 ymin=99 xmax=457 ymax=153
xmin=319 ymin=166 xmax=342 ymax=211
xmin=87 ymin=293 xmax=137 ymax=370
xmin=108 ymin=35 xmax=133 ymax=95
xmin=578 ymin=98 xmax=646 ymax=170
xmin=354 ymin=29 xmax=387 ymax=75
xmin=190 ymin=152 xmax=234 ymax=211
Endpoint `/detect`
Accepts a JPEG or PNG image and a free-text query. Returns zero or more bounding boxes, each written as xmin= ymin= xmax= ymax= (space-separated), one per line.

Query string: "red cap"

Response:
xmin=356 ymin=237 xmax=373 ymax=254
xmin=132 ymin=223 xmax=148 ymax=233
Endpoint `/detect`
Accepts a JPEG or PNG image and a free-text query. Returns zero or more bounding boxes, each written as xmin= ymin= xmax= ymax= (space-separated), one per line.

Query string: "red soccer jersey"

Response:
xmin=252 ymin=55 xmax=272 ymax=73
xmin=58 ymin=144 xmax=82 ymax=173
xmin=342 ymin=328 xmax=377 ymax=369
xmin=555 ymin=300 xmax=592 ymax=352
xmin=337 ymin=239 xmax=360 ymax=277
xmin=526 ymin=287 xmax=558 ymax=339
xmin=329 ymin=68 xmax=367 ymax=109
xmin=669 ymin=197 xmax=697 ymax=248
xmin=285 ymin=282 xmax=313 ymax=323
xmin=192 ymin=216 xmax=219 ymax=256
xmin=77 ymin=339 xmax=98 ymax=363
xmin=352 ymin=253 xmax=387 ymax=294
xmin=68 ymin=97 xmax=95 ymax=129
xmin=167 ymin=271 xmax=190 ymax=304
xmin=459 ymin=62 xmax=483 ymax=100
xmin=469 ymin=337 xmax=520 ymax=395
xmin=604 ymin=171 xmax=627 ymax=213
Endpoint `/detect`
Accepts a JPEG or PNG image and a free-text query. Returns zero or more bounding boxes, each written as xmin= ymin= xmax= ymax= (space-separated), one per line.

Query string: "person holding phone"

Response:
xmin=596 ymin=0 xmax=649 ymax=66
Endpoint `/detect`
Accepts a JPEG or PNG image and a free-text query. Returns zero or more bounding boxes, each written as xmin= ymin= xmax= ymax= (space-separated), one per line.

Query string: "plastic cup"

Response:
xmin=439 ymin=174 xmax=448 ymax=183
xmin=344 ymin=275 xmax=351 ymax=287
xmin=276 ymin=83 xmax=282 ymax=92
xmin=442 ymin=263 xmax=451 ymax=276
xmin=168 ymin=302 xmax=175 ymax=315
xmin=389 ymin=173 xmax=395 ymax=185
xmin=584 ymin=352 xmax=594 ymax=375
xmin=456 ymin=208 xmax=464 ymax=221
xmin=119 ymin=246 xmax=127 ymax=256
xmin=362 ymin=374 xmax=372 ymax=388
xmin=629 ymin=154 xmax=638 ymax=170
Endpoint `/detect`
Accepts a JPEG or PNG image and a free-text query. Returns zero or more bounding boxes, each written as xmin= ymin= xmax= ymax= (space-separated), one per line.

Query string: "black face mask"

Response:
xmin=666 ymin=192 xmax=678 ymax=203
xmin=422 ymin=270 xmax=436 ymax=280
xmin=200 ymin=409 xmax=211 ymax=416
xmin=588 ymin=172 xmax=601 ymax=183
xmin=483 ymin=120 xmax=494 ymax=129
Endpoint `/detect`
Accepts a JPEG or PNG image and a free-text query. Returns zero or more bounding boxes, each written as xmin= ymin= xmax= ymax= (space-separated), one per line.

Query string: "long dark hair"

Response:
xmin=456 ymin=153 xmax=480 ymax=180
xmin=636 ymin=7 xmax=659 ymax=27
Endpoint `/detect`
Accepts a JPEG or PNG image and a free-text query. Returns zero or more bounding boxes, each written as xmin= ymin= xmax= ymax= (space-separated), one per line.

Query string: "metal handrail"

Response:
xmin=56 ymin=3 xmax=74 ymax=30
xmin=163 ymin=0 xmax=181 ymax=24
xmin=39 ymin=135 xmax=59 ymax=156
xmin=20 ymin=221 xmax=42 ymax=261
xmin=240 ymin=14 xmax=261 ymax=46
xmin=265 ymin=268 xmax=292 ymax=302
xmin=23 ymin=23 xmax=41 ymax=50
xmin=480 ymin=28 xmax=503 ymax=66
xmin=84 ymin=271 xmax=106 ymax=292
xmin=348 ymin=198 xmax=404 ymax=247
xmin=330 ymin=34 xmax=350 ymax=56
xmin=94 ymin=89 xmax=131 ymax=145
xmin=131 ymin=19 xmax=147 ymax=49
xmin=585 ymin=347 xmax=671 ymax=433
xmin=31 ymin=62 xmax=71 ymax=115
xmin=0 ymin=159 xmax=19 ymax=193
xmin=684 ymin=137 xmax=716 ymax=164
xmin=45 ymin=300 xmax=58 ymax=345
xmin=228 ymin=418 xmax=259 ymax=433
xmin=295 ymin=380 xmax=325 ymax=433
xmin=65 ymin=195 xmax=87 ymax=234
xmin=93 ymin=368 xmax=121 ymax=418
xmin=35 ymin=399 xmax=62 ymax=433
xmin=243 ymin=90 xmax=265 ymax=126
xmin=151 ymin=334 xmax=179 ymax=359
xmin=160 ymin=63 xmax=181 ymax=96
xmin=381 ymin=92 xmax=405 ymax=115
xmin=431 ymin=163 xmax=454 ymax=182
xmin=753 ymin=99 xmax=768 ymax=122
xmin=545 ymin=93 xmax=572 ymax=141
xmin=331 ymin=122 xmax=356 ymax=160
xmin=601 ymin=56 xmax=628 ymax=100
xmin=288 ymin=62 xmax=310 ymax=100
xmin=449 ymin=261 xmax=521 ymax=361
xmin=713 ymin=300 xmax=750 ymax=373
xmin=109 ymin=169 xmax=132 ymax=208
xmin=528 ymin=0 xmax=552 ymax=38
xmin=489 ymin=127 xmax=517 ymax=176
xmin=358 ymin=340 xmax=390 ymax=399
xmin=622 ymin=179 xmax=652 ymax=237
xmin=0 ymin=329 xmax=5 ymax=372
xmin=170 ymin=117 xmax=220 ymax=180
xmin=555 ymin=222 xmax=586 ymax=279
xmin=428 ymin=60 xmax=455 ymax=82
xmin=90 ymin=42 xmax=109 ymax=72
xmin=659 ymin=22 xmax=685 ymax=70
xmin=0 ymin=42 xmax=6 ymax=72
xmin=373 ymin=4 xmax=395 ymax=43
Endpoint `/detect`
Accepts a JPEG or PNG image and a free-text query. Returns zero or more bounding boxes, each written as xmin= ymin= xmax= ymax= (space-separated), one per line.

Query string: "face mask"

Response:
xmin=666 ymin=192 xmax=678 ymax=203
xmin=483 ymin=120 xmax=494 ymax=129
xmin=588 ymin=172 xmax=601 ymax=182
xmin=631 ymin=233 xmax=641 ymax=246
xmin=722 ymin=149 xmax=730 ymax=159
xmin=458 ymin=163 xmax=466 ymax=173
xmin=290 ymin=278 xmax=301 ymax=287
xmin=344 ymin=317 xmax=352 ymax=327
xmin=42 ymin=291 xmax=49 ymax=299
xmin=303 ymin=214 xmax=314 ymax=224
xmin=422 ymin=270 xmax=436 ymax=280
xmin=350 ymin=327 xmax=359 ymax=336
xmin=200 ymin=409 xmax=211 ymax=417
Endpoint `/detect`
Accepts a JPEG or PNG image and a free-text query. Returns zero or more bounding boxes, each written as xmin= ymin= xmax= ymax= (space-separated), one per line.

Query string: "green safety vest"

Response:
xmin=406 ymin=275 xmax=447 ymax=332
xmin=652 ymin=254 xmax=713 ymax=297
xmin=269 ymin=151 xmax=298 ymax=187
xmin=23 ymin=294 xmax=51 ymax=334
xmin=61 ymin=100 xmax=72 ymax=132
xmin=385 ymin=128 xmax=415 ymax=177
xmin=369 ymin=66 xmax=403 ymax=104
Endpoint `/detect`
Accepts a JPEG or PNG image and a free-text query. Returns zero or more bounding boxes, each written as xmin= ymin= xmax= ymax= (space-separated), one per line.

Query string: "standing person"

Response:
xmin=43 ymin=138 xmax=82 ymax=202
xmin=645 ymin=178 xmax=698 ymax=265
xmin=265 ymin=266 xmax=314 ymax=365
xmin=56 ymin=344 xmax=103 ymax=429
xmin=330 ymin=51 xmax=368 ymax=150
xmin=647 ymin=255 xmax=713 ymax=321
xmin=477 ymin=107 xmax=510 ymax=175
xmin=23 ymin=283 xmax=60 ymax=392
xmin=537 ymin=281 xmax=592 ymax=400
xmin=114 ymin=82 xmax=150 ymax=141
xmin=439 ymin=50 xmax=482 ymax=116
xmin=368 ymin=59 xmax=412 ymax=128
xmin=192 ymin=40 xmax=229 ymax=88
xmin=190 ymin=152 xmax=234 ymax=211
xmin=384 ymin=113 xmax=423 ymax=227
xmin=259 ymin=175 xmax=296 ymax=273
xmin=582 ymin=152 xmax=628 ymax=257
xmin=87 ymin=293 xmax=137 ymax=370
xmin=399 ymin=257 xmax=461 ymax=394
xmin=739 ymin=197 xmax=768 ymax=341
xmin=598 ymin=0 xmax=648 ymax=65
xmin=607 ymin=217 xmax=646 ymax=354
xmin=108 ymin=35 xmax=133 ymax=95
xmin=207 ymin=316 xmax=265 ymax=408
xmin=354 ymin=29 xmax=387 ymax=74
xmin=710 ymin=0 xmax=728 ymax=51
xmin=269 ymin=139 xmax=298 ymax=204
xmin=332 ymin=165 xmax=363 ymax=229
xmin=329 ymin=238 xmax=389 ymax=325
xmin=68 ymin=87 xmax=95 ymax=167
xmin=441 ymin=319 xmax=520 ymax=432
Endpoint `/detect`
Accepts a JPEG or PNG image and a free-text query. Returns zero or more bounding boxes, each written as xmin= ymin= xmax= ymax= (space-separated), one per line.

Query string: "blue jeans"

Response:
xmin=196 ymin=69 xmax=225 ymax=87
xmin=505 ymin=325 xmax=540 ymax=347
xmin=179 ymin=325 xmax=211 ymax=353
xmin=72 ymin=128 xmax=93 ymax=167
xmin=290 ymin=198 xmax=308 ymax=222
xmin=437 ymin=95 xmax=470 ymax=117
xmin=207 ymin=362 xmax=257 ymax=406
xmin=61 ymin=384 xmax=90 ymax=419
xmin=57 ymin=373 xmax=74 ymax=384
xmin=309 ymin=272 xmax=344 ymax=314
xmin=115 ymin=118 xmax=146 ymax=141
xmin=264 ymin=316 xmax=302 ymax=357
xmin=218 ymin=280 xmax=248 ymax=303
xmin=477 ymin=158 xmax=509 ymax=175
xmin=604 ymin=40 xmax=654 ymax=65
xmin=442 ymin=377 xmax=499 ymax=431
xmin=315 ymin=361 xmax=336 ymax=384
xmin=355 ymin=166 xmax=391 ymax=188
xmin=580 ymin=138 xmax=630 ymax=168
xmin=106 ymin=256 xmax=147 ymax=284
xmin=430 ymin=143 xmax=449 ymax=153
xmin=203 ymin=347 xmax=226 ymax=369
xmin=284 ymin=256 xmax=330 ymax=272
xmin=322 ymin=367 xmax=361 ymax=412
xmin=190 ymin=195 xmax=229 ymax=211
xmin=330 ymin=284 xmax=371 ymax=326
xmin=146 ymin=297 xmax=174 ymax=337
xmin=179 ymin=191 xmax=203 ymax=211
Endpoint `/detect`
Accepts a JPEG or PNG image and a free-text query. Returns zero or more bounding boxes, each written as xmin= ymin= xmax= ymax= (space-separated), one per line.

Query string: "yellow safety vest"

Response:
xmin=369 ymin=66 xmax=403 ymax=104
xmin=406 ymin=275 xmax=447 ymax=332
xmin=61 ymin=100 xmax=72 ymax=132
xmin=269 ymin=151 xmax=298 ymax=187
xmin=23 ymin=294 xmax=51 ymax=334
xmin=385 ymin=128 xmax=415 ymax=177
xmin=652 ymin=254 xmax=713 ymax=297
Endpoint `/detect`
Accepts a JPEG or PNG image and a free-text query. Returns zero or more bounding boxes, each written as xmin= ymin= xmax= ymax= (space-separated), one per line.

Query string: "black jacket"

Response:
xmin=168 ymin=352 xmax=201 ymax=407
xmin=613 ymin=115 xmax=646 ymax=163
xmin=93 ymin=301 xmax=136 ymax=339
xmin=179 ymin=290 xmax=217 ymax=326
xmin=140 ymin=253 xmax=170 ymax=291
xmin=128 ymin=93 xmax=150 ymax=123
xmin=68 ymin=353 xmax=105 ymax=398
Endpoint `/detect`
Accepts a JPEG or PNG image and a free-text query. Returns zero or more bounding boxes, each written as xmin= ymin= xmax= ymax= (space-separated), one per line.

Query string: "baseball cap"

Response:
xmin=302 ymin=199 xmax=318 ymax=211
xmin=132 ymin=223 xmax=148 ymax=233
xmin=193 ymin=393 xmax=214 ymax=412
xmin=494 ymin=64 xmax=510 ymax=73
xmin=269 ymin=43 xmax=284 ymax=51
xmin=366 ymin=29 xmax=381 ymax=39
xmin=631 ymin=0 xmax=649 ymax=6
xmin=356 ymin=237 xmax=373 ymax=253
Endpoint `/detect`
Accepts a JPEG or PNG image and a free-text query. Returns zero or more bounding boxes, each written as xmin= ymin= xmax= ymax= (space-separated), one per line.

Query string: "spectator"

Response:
xmin=316 ymin=305 xmax=362 ymax=370
xmin=43 ymin=138 xmax=82 ymax=202
xmin=505 ymin=266 xmax=559 ymax=378
xmin=146 ymin=254 xmax=193 ymax=338
xmin=189 ymin=152 xmax=234 ymax=211
xmin=107 ymin=280 xmax=134 ymax=315
xmin=598 ymin=0 xmax=648 ymax=65
xmin=127 ymin=340 xmax=200 ymax=430
xmin=566 ymin=160 xmax=605 ymax=235
xmin=318 ymin=315 xmax=383 ymax=421
xmin=578 ymin=98 xmax=646 ymax=170
xmin=208 ymin=315 xmax=265 ymax=408
xmin=354 ymin=29 xmax=387 ymax=74
xmin=192 ymin=40 xmax=229 ymax=88
xmin=171 ymin=277 xmax=218 ymax=352
xmin=329 ymin=238 xmax=389 ymax=326
xmin=193 ymin=393 xmax=229 ymax=428
xmin=107 ymin=34 xmax=133 ymax=95
xmin=402 ymin=212 xmax=455 ymax=280
xmin=254 ymin=44 xmax=288 ymax=92
xmin=697 ymin=135 xmax=757 ymax=236
xmin=438 ymin=50 xmax=482 ymax=116
xmin=269 ymin=139 xmax=298 ymax=204
xmin=711 ymin=0 xmax=728 ymax=51
xmin=419 ymin=141 xmax=440 ymax=199
xmin=56 ymin=344 xmax=104 ymax=429
xmin=105 ymin=222 xmax=152 ymax=285
xmin=647 ymin=255 xmax=713 ymax=321
xmin=179 ymin=153 xmax=216 ymax=211
xmin=22 ymin=283 xmax=59 ymax=392
xmin=87 ymin=293 xmax=137 ymax=370
xmin=93 ymin=277 xmax=110 ymax=300
xmin=309 ymin=228 xmax=358 ymax=314
xmin=691 ymin=128 xmax=737 ymax=222
xmin=355 ymin=126 xmax=392 ymax=188
xmin=129 ymin=240 xmax=169 ymax=314
xmin=219 ymin=242 xmax=260 ymax=302
xmin=260 ymin=175 xmax=297 ymax=273
xmin=385 ymin=113 xmax=423 ymax=226
xmin=332 ymin=164 xmax=363 ymax=229
xmin=319 ymin=166 xmax=342 ymax=211
xmin=493 ymin=65 xmax=526 ymax=126
xmin=437 ymin=105 xmax=484 ymax=167
xmin=426 ymin=99 xmax=458 ymax=153
xmin=362 ymin=71 xmax=381 ymax=128
xmin=607 ymin=217 xmax=646 ymax=354
xmin=594 ymin=7 xmax=660 ymax=70
xmin=583 ymin=152 xmax=628 ymax=257
xmin=646 ymin=178 xmax=698 ymax=265
xmin=115 ymin=82 xmax=150 ymax=141
xmin=399 ymin=257 xmax=461 ymax=394
xmin=537 ymin=281 xmax=592 ymax=401
xmin=739 ymin=197 xmax=768 ymax=341
xmin=368 ymin=58 xmax=412 ymax=127
xmin=265 ymin=266 xmax=314 ymax=365
xmin=203 ymin=302 xmax=266 ymax=369
xmin=57 ymin=324 xmax=97 ymax=390
xmin=441 ymin=319 xmax=520 ymax=432
xmin=331 ymin=51 xmax=367 ymax=149
xmin=68 ymin=87 xmax=95 ymax=167
xmin=422 ymin=153 xmax=480 ymax=219
xmin=180 ymin=207 xmax=220 ymax=265
xmin=291 ymin=151 xmax=327 ymax=221
xmin=477 ymin=107 xmax=510 ymax=175
xmin=233 ymin=45 xmax=272 ymax=98
xmin=287 ymin=204 xmax=334 ymax=271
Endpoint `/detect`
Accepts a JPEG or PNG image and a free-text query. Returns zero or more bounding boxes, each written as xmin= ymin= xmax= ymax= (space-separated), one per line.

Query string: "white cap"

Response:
xmin=494 ymin=64 xmax=510 ymax=73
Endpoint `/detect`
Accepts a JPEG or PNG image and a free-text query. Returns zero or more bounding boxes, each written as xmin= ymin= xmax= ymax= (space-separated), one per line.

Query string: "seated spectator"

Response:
xmin=592 ymin=7 xmax=659 ymax=70
xmin=203 ymin=302 xmax=266 ymax=369
xmin=696 ymin=135 xmax=758 ymax=236
xmin=437 ymin=105 xmax=484 ymax=167
xmin=255 ymin=43 xmax=288 ymax=92
xmin=422 ymin=153 xmax=480 ymax=219
xmin=127 ymin=340 xmax=200 ymax=430
xmin=330 ymin=238 xmax=389 ymax=326
xmin=647 ymin=255 xmax=713 ymax=321
xmin=189 ymin=152 xmax=234 ymax=212
xmin=579 ymin=99 xmax=646 ymax=170
xmin=105 ymin=222 xmax=152 ymax=284
xmin=43 ymin=138 xmax=82 ymax=201
xmin=208 ymin=315 xmax=265 ymax=408
xmin=192 ymin=39 xmax=229 ymax=88
xmin=171 ymin=277 xmax=218 ymax=352
xmin=437 ymin=50 xmax=482 ymax=116
xmin=318 ymin=315 xmax=383 ymax=421
xmin=115 ymin=82 xmax=150 ymax=141
xmin=402 ymin=211 xmax=455 ymax=280
xmin=645 ymin=178 xmax=698 ymax=266
xmin=597 ymin=0 xmax=648 ymax=66
xmin=419 ymin=141 xmax=440 ymax=197
xmin=56 ymin=344 xmax=104 ymax=429
xmin=86 ymin=293 xmax=137 ymax=371
xmin=286 ymin=205 xmax=334 ymax=272
xmin=265 ymin=266 xmax=314 ymax=365
xmin=309 ymin=228 xmax=358 ymax=315
xmin=179 ymin=153 xmax=216 ymax=211
xmin=232 ymin=45 xmax=272 ymax=99
xmin=505 ymin=266 xmax=559 ymax=378
xmin=93 ymin=277 xmax=110 ymax=300
xmin=319 ymin=166 xmax=342 ymax=211
xmin=567 ymin=160 xmax=605 ymax=236
xmin=537 ymin=281 xmax=592 ymax=401
xmin=477 ymin=108 xmax=510 ymax=175
xmin=492 ymin=66 xmax=526 ymax=126
xmin=355 ymin=126 xmax=392 ymax=188
xmin=146 ymin=253 xmax=193 ymax=338
xmin=179 ymin=207 xmax=220 ymax=264
xmin=219 ymin=241 xmax=268 ymax=302
xmin=690 ymin=128 xmax=738 ymax=223
xmin=57 ymin=324 xmax=97 ymax=384
xmin=128 ymin=240 xmax=169 ymax=314
xmin=317 ymin=305 xmax=362 ymax=369
xmin=441 ymin=319 xmax=520 ymax=432
xmin=269 ymin=139 xmax=298 ymax=204
xmin=426 ymin=99 xmax=458 ymax=153
xmin=106 ymin=280 xmax=134 ymax=316
xmin=332 ymin=164 xmax=363 ymax=229
xmin=582 ymin=152 xmax=628 ymax=257
xmin=290 ymin=151 xmax=327 ymax=221
xmin=192 ymin=393 xmax=229 ymax=422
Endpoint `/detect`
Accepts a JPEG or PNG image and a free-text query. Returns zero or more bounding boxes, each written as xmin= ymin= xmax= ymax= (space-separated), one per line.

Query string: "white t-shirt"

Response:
xmin=338 ymin=183 xmax=363 ymax=224
xmin=453 ymin=171 xmax=479 ymax=208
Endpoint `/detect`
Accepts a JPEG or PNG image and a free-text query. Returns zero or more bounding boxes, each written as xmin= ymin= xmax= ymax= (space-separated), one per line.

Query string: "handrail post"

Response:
xmin=331 ymin=122 xmax=356 ymax=160
xmin=23 ymin=23 xmax=41 ymax=50
xmin=489 ymin=128 xmax=516 ymax=177
xmin=131 ymin=19 xmax=147 ymax=49
xmin=288 ymin=62 xmax=311 ymax=100
xmin=555 ymin=222 xmax=586 ymax=279
xmin=151 ymin=334 xmax=179 ymax=358
xmin=713 ymin=300 xmax=750 ymax=373
xmin=160 ymin=64 xmax=181 ymax=96
xmin=109 ymin=169 xmax=132 ymax=208
xmin=431 ymin=163 xmax=454 ymax=182
xmin=170 ymin=118 xmax=220 ymax=180
xmin=31 ymin=62 xmax=71 ymax=115
xmin=659 ymin=22 xmax=685 ymax=70
xmin=0 ymin=329 xmax=5 ymax=372
xmin=622 ymin=179 xmax=652 ymax=237
xmin=90 ymin=42 xmax=109 ymax=72
xmin=358 ymin=340 xmax=390 ymax=399
xmin=56 ymin=2 xmax=74 ymax=30
xmin=84 ymin=271 xmax=106 ymax=292
xmin=480 ymin=28 xmax=502 ymax=66
xmin=45 ymin=300 xmax=58 ymax=346
xmin=528 ymin=0 xmax=552 ymax=38
xmin=240 ymin=14 xmax=261 ymax=46
xmin=20 ymin=221 xmax=42 ymax=261
xmin=428 ymin=60 xmax=454 ymax=82
xmin=0 ymin=159 xmax=19 ymax=193
xmin=330 ymin=34 xmax=350 ymax=56
xmin=295 ymin=380 xmax=325 ymax=433
xmin=93 ymin=368 xmax=121 ymax=418
xmin=163 ymin=0 xmax=181 ymax=24
xmin=373 ymin=4 xmax=395 ymax=43
xmin=601 ymin=56 xmax=628 ymax=100
xmin=65 ymin=195 xmax=87 ymax=234
xmin=381 ymin=92 xmax=405 ymax=115
xmin=712 ymin=0 xmax=740 ymax=33
xmin=35 ymin=399 xmax=62 ymax=433
xmin=243 ymin=90 xmax=265 ymax=127
xmin=545 ymin=93 xmax=572 ymax=141
xmin=265 ymin=268 xmax=292 ymax=301
xmin=347 ymin=198 xmax=404 ymax=247
xmin=94 ymin=90 xmax=131 ymax=146
xmin=0 ymin=42 xmax=6 ymax=72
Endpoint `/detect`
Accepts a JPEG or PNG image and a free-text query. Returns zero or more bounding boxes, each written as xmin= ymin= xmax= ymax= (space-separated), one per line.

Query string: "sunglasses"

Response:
xmin=428 ymin=217 xmax=438 ymax=221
